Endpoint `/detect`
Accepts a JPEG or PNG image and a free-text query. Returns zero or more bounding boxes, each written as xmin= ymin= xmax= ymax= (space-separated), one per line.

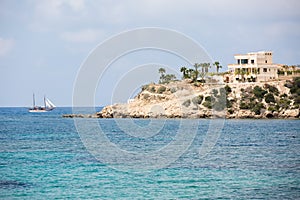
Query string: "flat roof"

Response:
xmin=234 ymin=51 xmax=272 ymax=56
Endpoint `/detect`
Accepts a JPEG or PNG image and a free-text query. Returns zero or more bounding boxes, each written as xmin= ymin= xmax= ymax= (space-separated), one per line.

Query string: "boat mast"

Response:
xmin=33 ymin=93 xmax=35 ymax=108
xmin=44 ymin=95 xmax=46 ymax=109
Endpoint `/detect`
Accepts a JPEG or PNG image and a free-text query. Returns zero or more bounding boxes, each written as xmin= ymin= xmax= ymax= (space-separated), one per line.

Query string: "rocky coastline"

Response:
xmin=63 ymin=77 xmax=300 ymax=119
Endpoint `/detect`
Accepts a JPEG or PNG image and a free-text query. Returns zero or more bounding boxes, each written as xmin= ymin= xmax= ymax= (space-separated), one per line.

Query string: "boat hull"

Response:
xmin=28 ymin=109 xmax=48 ymax=113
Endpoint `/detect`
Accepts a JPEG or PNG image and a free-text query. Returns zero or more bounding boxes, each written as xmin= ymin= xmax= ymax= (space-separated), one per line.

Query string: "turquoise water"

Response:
xmin=0 ymin=107 xmax=299 ymax=199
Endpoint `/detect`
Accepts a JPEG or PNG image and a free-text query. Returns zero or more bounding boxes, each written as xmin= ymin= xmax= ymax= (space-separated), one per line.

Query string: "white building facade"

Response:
xmin=227 ymin=51 xmax=279 ymax=83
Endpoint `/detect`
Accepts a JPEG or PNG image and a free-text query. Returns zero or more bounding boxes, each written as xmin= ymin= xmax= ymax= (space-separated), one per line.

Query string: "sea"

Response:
xmin=0 ymin=107 xmax=299 ymax=199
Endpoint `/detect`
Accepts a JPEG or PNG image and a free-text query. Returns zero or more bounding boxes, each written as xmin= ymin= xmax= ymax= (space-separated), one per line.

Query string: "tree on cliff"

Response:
xmin=282 ymin=65 xmax=289 ymax=76
xmin=158 ymin=67 xmax=177 ymax=84
xmin=192 ymin=63 xmax=201 ymax=82
xmin=187 ymin=69 xmax=194 ymax=79
xmin=199 ymin=63 xmax=211 ymax=82
xmin=180 ymin=67 xmax=190 ymax=79
xmin=159 ymin=67 xmax=166 ymax=75
xmin=158 ymin=67 xmax=166 ymax=83
xmin=213 ymin=61 xmax=222 ymax=74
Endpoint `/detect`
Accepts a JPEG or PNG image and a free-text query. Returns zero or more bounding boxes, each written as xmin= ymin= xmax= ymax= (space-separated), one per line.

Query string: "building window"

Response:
xmin=251 ymin=60 xmax=254 ymax=64
xmin=265 ymin=60 xmax=268 ymax=63
xmin=241 ymin=59 xmax=248 ymax=64
xmin=263 ymin=68 xmax=267 ymax=72
xmin=237 ymin=59 xmax=240 ymax=64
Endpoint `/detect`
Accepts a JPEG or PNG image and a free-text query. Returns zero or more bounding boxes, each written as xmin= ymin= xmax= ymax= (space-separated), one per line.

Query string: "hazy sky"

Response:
xmin=1 ymin=0 xmax=300 ymax=107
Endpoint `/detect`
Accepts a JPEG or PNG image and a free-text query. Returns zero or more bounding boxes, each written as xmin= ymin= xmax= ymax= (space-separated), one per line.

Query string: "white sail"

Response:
xmin=45 ymin=98 xmax=56 ymax=108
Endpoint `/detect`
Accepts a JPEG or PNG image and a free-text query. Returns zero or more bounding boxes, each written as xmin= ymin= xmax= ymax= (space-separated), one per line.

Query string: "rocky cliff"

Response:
xmin=63 ymin=77 xmax=300 ymax=119
xmin=95 ymin=78 xmax=300 ymax=119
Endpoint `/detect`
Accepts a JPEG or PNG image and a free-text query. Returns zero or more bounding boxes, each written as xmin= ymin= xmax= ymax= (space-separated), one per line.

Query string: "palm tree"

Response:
xmin=241 ymin=69 xmax=246 ymax=82
xmin=213 ymin=61 xmax=222 ymax=74
xmin=252 ymin=68 xmax=258 ymax=82
xmin=199 ymin=63 xmax=211 ymax=82
xmin=282 ymin=65 xmax=288 ymax=76
xmin=203 ymin=63 xmax=211 ymax=73
xmin=180 ymin=66 xmax=188 ymax=79
xmin=193 ymin=63 xmax=201 ymax=82
xmin=187 ymin=69 xmax=194 ymax=79
xmin=234 ymin=68 xmax=246 ymax=82
xmin=291 ymin=65 xmax=296 ymax=75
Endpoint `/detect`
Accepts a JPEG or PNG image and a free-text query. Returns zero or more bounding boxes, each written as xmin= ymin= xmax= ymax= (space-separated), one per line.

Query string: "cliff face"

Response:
xmin=98 ymin=78 xmax=300 ymax=119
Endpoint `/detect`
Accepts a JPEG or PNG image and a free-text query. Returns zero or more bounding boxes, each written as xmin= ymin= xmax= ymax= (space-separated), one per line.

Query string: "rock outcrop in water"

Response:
xmin=64 ymin=77 xmax=300 ymax=119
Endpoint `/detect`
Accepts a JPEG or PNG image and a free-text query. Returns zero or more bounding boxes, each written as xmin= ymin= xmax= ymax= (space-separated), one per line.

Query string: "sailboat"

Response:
xmin=29 ymin=94 xmax=56 ymax=112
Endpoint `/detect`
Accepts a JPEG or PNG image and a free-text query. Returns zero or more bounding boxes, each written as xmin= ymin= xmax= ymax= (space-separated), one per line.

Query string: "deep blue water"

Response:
xmin=0 ymin=107 xmax=299 ymax=199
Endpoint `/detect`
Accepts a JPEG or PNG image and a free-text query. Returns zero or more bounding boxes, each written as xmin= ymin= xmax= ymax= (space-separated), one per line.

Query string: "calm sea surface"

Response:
xmin=0 ymin=107 xmax=299 ymax=199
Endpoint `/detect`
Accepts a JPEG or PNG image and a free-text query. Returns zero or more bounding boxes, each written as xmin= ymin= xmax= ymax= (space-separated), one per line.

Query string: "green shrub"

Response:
xmin=224 ymin=85 xmax=232 ymax=94
xmin=284 ymin=81 xmax=293 ymax=88
xmin=294 ymin=77 xmax=300 ymax=87
xmin=290 ymin=87 xmax=300 ymax=95
xmin=278 ymin=70 xmax=284 ymax=75
xmin=182 ymin=99 xmax=191 ymax=107
xmin=226 ymin=99 xmax=233 ymax=108
xmin=157 ymin=86 xmax=166 ymax=94
xmin=141 ymin=84 xmax=149 ymax=91
xmin=264 ymin=84 xmax=279 ymax=95
xmin=293 ymin=104 xmax=299 ymax=109
xmin=202 ymin=101 xmax=212 ymax=109
xmin=240 ymin=102 xmax=249 ymax=109
xmin=159 ymin=73 xmax=177 ymax=84
xmin=268 ymin=106 xmax=278 ymax=112
xmin=265 ymin=93 xmax=275 ymax=103
xmin=240 ymin=101 xmax=257 ymax=110
xmin=192 ymin=95 xmax=203 ymax=105
xmin=205 ymin=96 xmax=213 ymax=102
xmin=251 ymin=103 xmax=264 ymax=115
xmin=253 ymin=86 xmax=267 ymax=99
xmin=278 ymin=98 xmax=291 ymax=109
xmin=150 ymin=86 xmax=156 ymax=93
xmin=228 ymin=109 xmax=234 ymax=114
xmin=203 ymin=96 xmax=215 ymax=109
xmin=294 ymin=96 xmax=300 ymax=104
xmin=170 ymin=87 xmax=177 ymax=93
xmin=280 ymin=93 xmax=288 ymax=98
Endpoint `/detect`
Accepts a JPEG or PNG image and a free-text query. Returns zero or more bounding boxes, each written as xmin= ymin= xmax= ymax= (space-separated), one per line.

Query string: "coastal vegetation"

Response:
xmin=158 ymin=68 xmax=177 ymax=84
xmin=278 ymin=65 xmax=300 ymax=76
xmin=180 ymin=62 xmax=219 ymax=83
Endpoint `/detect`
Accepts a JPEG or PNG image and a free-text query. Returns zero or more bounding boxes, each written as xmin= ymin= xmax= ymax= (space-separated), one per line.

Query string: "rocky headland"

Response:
xmin=63 ymin=77 xmax=300 ymax=119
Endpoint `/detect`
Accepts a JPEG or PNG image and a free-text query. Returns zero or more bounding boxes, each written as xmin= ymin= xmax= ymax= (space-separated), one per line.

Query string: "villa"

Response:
xmin=226 ymin=51 xmax=279 ymax=83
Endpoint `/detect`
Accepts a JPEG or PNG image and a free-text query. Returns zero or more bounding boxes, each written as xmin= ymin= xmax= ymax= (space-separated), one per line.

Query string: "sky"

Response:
xmin=0 ymin=0 xmax=300 ymax=107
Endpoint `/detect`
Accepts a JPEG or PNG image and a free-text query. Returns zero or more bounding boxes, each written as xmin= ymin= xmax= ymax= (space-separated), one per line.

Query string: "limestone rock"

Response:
xmin=279 ymin=109 xmax=299 ymax=118
xmin=65 ymin=79 xmax=300 ymax=119
xmin=236 ymin=110 xmax=255 ymax=118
